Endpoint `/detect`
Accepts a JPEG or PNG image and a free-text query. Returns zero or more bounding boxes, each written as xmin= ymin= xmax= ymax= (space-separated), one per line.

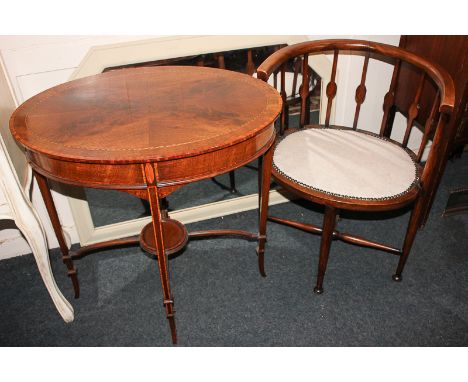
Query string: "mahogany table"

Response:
xmin=9 ymin=66 xmax=282 ymax=343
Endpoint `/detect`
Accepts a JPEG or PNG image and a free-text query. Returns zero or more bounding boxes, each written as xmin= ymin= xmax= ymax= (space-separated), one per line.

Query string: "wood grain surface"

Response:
xmin=10 ymin=66 xmax=282 ymax=163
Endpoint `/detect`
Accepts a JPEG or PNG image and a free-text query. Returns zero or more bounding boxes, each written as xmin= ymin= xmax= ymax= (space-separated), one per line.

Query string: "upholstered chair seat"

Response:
xmin=273 ymin=128 xmax=419 ymax=201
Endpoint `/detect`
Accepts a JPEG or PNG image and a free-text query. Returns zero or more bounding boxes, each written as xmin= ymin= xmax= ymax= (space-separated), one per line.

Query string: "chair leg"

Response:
xmin=392 ymin=203 xmax=423 ymax=282
xmin=314 ymin=206 xmax=337 ymax=294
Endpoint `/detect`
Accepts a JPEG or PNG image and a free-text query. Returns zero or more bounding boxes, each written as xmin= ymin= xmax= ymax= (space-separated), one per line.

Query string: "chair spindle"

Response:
xmin=325 ymin=50 xmax=339 ymax=127
xmin=300 ymin=54 xmax=310 ymax=128
xmin=352 ymin=53 xmax=370 ymax=130
xmin=402 ymin=73 xmax=426 ymax=148
xmin=380 ymin=59 xmax=401 ymax=137
xmin=416 ymin=90 xmax=440 ymax=162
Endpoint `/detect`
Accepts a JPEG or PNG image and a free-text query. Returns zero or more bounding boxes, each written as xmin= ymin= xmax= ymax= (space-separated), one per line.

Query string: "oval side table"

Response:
xmin=10 ymin=66 xmax=282 ymax=344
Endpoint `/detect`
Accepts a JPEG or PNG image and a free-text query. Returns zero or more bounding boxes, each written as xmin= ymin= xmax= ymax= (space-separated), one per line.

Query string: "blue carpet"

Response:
xmin=0 ymin=153 xmax=466 ymax=346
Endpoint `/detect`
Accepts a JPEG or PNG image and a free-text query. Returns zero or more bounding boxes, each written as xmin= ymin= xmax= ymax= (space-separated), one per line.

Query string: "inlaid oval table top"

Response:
xmin=10 ymin=66 xmax=282 ymax=164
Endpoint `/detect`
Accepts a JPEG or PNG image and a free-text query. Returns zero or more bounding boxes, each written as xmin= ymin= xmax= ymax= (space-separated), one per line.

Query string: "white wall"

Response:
xmin=1 ymin=34 xmax=414 ymax=259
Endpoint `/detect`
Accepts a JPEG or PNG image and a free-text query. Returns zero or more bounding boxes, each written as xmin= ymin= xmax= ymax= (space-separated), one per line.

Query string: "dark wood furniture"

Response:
xmin=396 ymin=36 xmax=467 ymax=154
xmin=395 ymin=36 xmax=468 ymax=219
xmin=443 ymin=188 xmax=468 ymax=216
xmin=257 ymin=39 xmax=455 ymax=293
xmin=9 ymin=66 xmax=282 ymax=344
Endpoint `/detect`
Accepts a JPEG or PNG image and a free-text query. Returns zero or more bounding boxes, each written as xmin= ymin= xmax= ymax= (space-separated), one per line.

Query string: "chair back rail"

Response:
xmin=257 ymin=39 xmax=455 ymax=113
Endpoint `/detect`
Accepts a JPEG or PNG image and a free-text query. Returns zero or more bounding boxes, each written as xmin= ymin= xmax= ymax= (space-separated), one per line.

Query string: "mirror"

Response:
xmin=73 ymin=38 xmax=325 ymax=239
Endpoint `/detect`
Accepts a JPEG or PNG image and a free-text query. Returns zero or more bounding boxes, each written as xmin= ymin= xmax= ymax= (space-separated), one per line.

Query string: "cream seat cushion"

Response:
xmin=273 ymin=128 xmax=418 ymax=200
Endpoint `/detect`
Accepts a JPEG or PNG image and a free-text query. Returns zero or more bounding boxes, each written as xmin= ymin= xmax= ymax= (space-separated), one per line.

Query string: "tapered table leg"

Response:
xmin=34 ymin=171 xmax=80 ymax=298
xmin=257 ymin=145 xmax=274 ymax=277
xmin=143 ymin=163 xmax=177 ymax=344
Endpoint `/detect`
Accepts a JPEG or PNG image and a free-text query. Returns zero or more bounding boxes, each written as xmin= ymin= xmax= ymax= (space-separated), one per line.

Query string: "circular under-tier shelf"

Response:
xmin=140 ymin=219 xmax=188 ymax=256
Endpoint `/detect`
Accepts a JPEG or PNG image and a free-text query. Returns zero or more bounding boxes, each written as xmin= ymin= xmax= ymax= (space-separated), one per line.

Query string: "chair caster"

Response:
xmin=313 ymin=286 xmax=324 ymax=294
xmin=392 ymin=274 xmax=402 ymax=282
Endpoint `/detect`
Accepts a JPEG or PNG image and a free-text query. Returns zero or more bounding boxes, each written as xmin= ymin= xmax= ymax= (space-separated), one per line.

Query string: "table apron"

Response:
xmin=156 ymin=125 xmax=275 ymax=186
xmin=27 ymin=124 xmax=276 ymax=195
